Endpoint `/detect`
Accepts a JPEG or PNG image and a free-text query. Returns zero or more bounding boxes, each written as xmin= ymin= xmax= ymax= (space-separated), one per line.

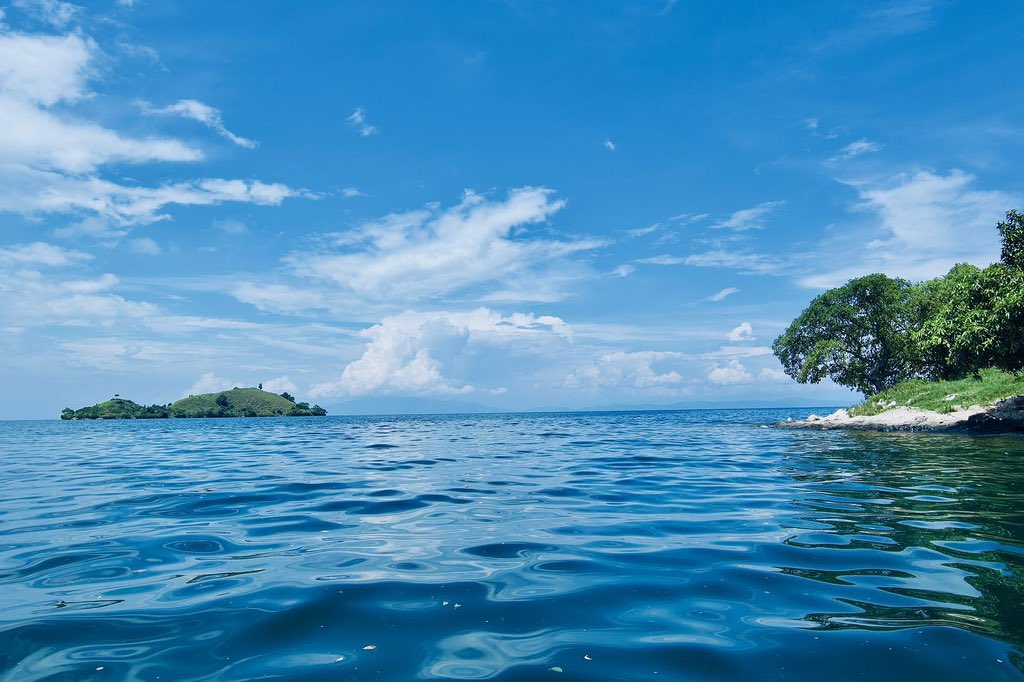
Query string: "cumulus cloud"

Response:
xmin=128 ymin=237 xmax=161 ymax=255
xmin=566 ymin=350 xmax=688 ymax=390
xmin=802 ymin=169 xmax=1018 ymax=288
xmin=707 ymin=287 xmax=739 ymax=302
xmin=140 ymin=99 xmax=257 ymax=148
xmin=711 ymin=201 xmax=784 ymax=231
xmin=261 ymin=375 xmax=298 ymax=395
xmin=310 ymin=308 xmax=572 ymax=398
xmin=283 ymin=187 xmax=600 ymax=305
xmin=347 ymin=107 xmax=378 ymax=137
xmin=184 ymin=372 xmax=238 ymax=396
xmin=707 ymin=359 xmax=752 ymax=385
xmin=341 ymin=187 xmax=365 ymax=198
xmin=726 ymin=321 xmax=755 ymax=342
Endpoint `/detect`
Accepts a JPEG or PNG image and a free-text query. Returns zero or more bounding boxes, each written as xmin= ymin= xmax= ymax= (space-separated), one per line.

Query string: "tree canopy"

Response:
xmin=774 ymin=210 xmax=1024 ymax=395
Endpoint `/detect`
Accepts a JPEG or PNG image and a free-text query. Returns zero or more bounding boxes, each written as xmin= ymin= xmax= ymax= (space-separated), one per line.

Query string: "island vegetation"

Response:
xmin=61 ymin=387 xmax=327 ymax=420
xmin=773 ymin=210 xmax=1024 ymax=424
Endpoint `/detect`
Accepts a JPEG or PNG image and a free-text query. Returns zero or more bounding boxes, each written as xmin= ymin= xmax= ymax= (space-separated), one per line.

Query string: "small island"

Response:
xmin=60 ymin=387 xmax=327 ymax=420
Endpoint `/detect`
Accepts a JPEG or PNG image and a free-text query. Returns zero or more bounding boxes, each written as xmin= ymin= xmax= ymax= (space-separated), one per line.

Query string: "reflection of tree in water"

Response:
xmin=776 ymin=430 xmax=1024 ymax=665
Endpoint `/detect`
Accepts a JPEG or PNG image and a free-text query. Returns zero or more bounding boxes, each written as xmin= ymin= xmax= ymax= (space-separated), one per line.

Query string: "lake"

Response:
xmin=1 ymin=410 xmax=1022 ymax=681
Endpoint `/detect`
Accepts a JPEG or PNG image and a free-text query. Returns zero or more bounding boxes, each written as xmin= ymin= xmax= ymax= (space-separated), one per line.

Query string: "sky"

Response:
xmin=1 ymin=0 xmax=1022 ymax=419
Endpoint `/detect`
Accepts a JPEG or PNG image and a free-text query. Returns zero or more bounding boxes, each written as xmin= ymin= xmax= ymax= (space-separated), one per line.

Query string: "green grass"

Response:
xmin=169 ymin=388 xmax=325 ymax=418
xmin=849 ymin=368 xmax=1024 ymax=416
xmin=62 ymin=388 xmax=326 ymax=419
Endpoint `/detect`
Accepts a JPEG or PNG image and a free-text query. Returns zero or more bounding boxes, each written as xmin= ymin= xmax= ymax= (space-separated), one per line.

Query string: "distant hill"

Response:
xmin=61 ymin=388 xmax=326 ymax=419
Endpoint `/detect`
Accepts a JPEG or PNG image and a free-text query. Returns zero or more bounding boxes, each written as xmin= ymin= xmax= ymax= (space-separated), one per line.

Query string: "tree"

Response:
xmin=216 ymin=394 xmax=230 ymax=408
xmin=772 ymin=274 xmax=919 ymax=395
xmin=280 ymin=392 xmax=295 ymax=403
xmin=998 ymin=209 xmax=1024 ymax=269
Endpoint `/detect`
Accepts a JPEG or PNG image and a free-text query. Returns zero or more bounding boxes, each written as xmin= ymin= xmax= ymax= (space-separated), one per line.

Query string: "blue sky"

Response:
xmin=1 ymin=0 xmax=1022 ymax=418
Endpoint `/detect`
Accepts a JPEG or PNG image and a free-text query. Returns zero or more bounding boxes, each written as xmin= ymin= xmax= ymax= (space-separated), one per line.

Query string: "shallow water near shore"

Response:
xmin=1 ymin=409 xmax=1023 ymax=681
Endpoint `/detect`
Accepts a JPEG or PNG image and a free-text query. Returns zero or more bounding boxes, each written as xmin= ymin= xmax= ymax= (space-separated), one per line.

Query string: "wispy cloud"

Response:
xmin=347 ymin=107 xmax=378 ymax=137
xmin=626 ymin=223 xmax=659 ymax=238
xmin=273 ymin=187 xmax=600 ymax=307
xmin=711 ymin=201 xmax=784 ymax=231
xmin=706 ymin=287 xmax=739 ymax=302
xmin=801 ymin=169 xmax=1018 ymax=288
xmin=140 ymin=99 xmax=257 ymax=149
xmin=604 ymin=139 xmax=616 ymax=151
xmin=829 ymin=138 xmax=882 ymax=163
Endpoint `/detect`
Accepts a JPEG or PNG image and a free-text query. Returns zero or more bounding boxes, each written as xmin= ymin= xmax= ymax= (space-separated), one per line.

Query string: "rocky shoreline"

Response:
xmin=776 ymin=396 xmax=1024 ymax=434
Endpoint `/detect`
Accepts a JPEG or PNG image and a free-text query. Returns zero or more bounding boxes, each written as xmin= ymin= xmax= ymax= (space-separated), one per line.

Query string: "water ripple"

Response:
xmin=0 ymin=411 xmax=1022 ymax=680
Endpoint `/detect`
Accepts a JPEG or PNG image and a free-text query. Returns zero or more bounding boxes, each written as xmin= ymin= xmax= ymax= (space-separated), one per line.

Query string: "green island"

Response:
xmin=773 ymin=210 xmax=1024 ymax=432
xmin=61 ymin=387 xmax=327 ymax=420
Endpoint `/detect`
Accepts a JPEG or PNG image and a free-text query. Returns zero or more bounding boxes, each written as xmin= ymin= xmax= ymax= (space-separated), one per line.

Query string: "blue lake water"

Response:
xmin=1 ymin=410 xmax=1022 ymax=681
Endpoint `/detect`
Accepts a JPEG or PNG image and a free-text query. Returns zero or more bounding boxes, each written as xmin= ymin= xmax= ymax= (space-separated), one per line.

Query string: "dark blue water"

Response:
xmin=1 ymin=410 xmax=1022 ymax=681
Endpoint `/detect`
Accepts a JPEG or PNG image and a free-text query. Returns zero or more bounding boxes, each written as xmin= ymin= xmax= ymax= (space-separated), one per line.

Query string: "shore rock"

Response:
xmin=776 ymin=397 xmax=1024 ymax=434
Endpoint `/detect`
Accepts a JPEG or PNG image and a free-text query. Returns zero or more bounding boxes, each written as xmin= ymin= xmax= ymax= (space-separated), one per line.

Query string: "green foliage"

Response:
xmin=913 ymin=261 xmax=1024 ymax=378
xmin=998 ymin=209 xmax=1024 ymax=269
xmin=772 ymin=274 xmax=918 ymax=395
xmin=60 ymin=398 xmax=170 ymax=420
xmin=61 ymin=388 xmax=328 ymax=419
xmin=775 ymin=210 xmax=1024 ymax=396
xmin=850 ymin=368 xmax=1024 ymax=416
xmin=280 ymin=392 xmax=296 ymax=403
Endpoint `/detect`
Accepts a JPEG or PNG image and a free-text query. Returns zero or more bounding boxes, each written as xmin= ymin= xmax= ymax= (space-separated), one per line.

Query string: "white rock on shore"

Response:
xmin=777 ymin=397 xmax=1024 ymax=433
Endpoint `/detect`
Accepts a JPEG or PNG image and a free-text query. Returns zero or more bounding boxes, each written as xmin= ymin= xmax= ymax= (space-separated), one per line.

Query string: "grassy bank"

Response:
xmin=850 ymin=368 xmax=1024 ymax=416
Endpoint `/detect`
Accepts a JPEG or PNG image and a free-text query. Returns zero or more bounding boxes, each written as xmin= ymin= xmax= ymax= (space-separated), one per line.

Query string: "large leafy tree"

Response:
xmin=772 ymin=274 xmax=919 ymax=395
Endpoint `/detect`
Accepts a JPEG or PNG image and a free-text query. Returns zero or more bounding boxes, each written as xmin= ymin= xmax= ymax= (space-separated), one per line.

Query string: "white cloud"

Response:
xmin=0 ymin=33 xmax=201 ymax=173
xmin=261 ymin=375 xmax=298 ymax=395
xmin=128 ymin=237 xmax=161 ymax=255
xmin=802 ymin=169 xmax=1018 ymax=287
xmin=626 ymin=223 xmax=659 ymax=238
xmin=829 ymin=138 xmax=882 ymax=163
xmin=347 ymin=107 xmax=378 ymax=137
xmin=12 ymin=0 xmax=80 ymax=28
xmin=707 ymin=359 xmax=753 ymax=385
xmin=604 ymin=139 xmax=615 ymax=151
xmin=0 ymin=30 xmax=307 ymax=237
xmin=636 ymin=254 xmax=686 ymax=265
xmin=678 ymin=250 xmax=786 ymax=275
xmin=711 ymin=201 xmax=784 ymax=231
xmin=707 ymin=287 xmax=739 ymax=302
xmin=184 ymin=372 xmax=238 ymax=397
xmin=566 ymin=350 xmax=687 ymax=390
xmin=703 ymin=345 xmax=773 ymax=359
xmin=611 ymin=264 xmax=635 ymax=278
xmin=341 ymin=187 xmax=365 ymax=198
xmin=283 ymin=187 xmax=600 ymax=305
xmin=310 ymin=308 xmax=571 ymax=398
xmin=726 ymin=321 xmax=755 ymax=342
xmin=0 ymin=241 xmax=91 ymax=267
xmin=669 ymin=212 xmax=709 ymax=224
xmin=1 ymin=167 xmax=305 ymax=228
xmin=140 ymin=99 xmax=257 ymax=149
